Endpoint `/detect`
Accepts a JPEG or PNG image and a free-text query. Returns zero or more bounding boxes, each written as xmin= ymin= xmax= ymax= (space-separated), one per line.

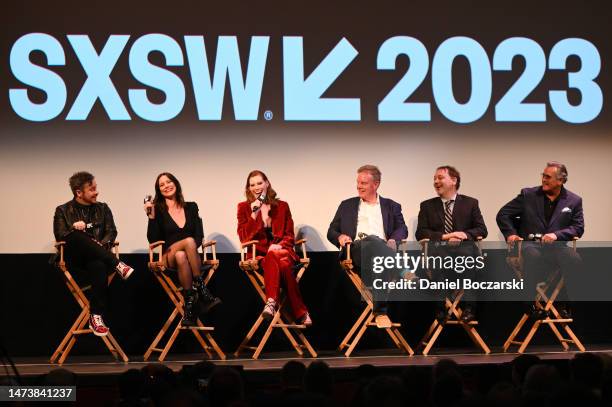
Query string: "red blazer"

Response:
xmin=237 ymin=199 xmax=298 ymax=260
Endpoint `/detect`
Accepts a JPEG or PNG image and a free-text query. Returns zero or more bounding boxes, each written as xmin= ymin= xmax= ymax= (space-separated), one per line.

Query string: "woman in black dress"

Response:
xmin=145 ymin=172 xmax=220 ymax=326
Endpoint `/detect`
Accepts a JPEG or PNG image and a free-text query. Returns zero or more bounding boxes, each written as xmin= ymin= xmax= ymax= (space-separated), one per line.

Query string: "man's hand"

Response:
xmin=507 ymin=234 xmax=522 ymax=243
xmin=453 ymin=231 xmax=468 ymax=240
xmin=386 ymin=239 xmax=397 ymax=250
xmin=542 ymin=233 xmax=558 ymax=243
xmin=442 ymin=231 xmax=468 ymax=241
xmin=73 ymin=221 xmax=86 ymax=231
xmin=338 ymin=234 xmax=352 ymax=247
xmin=268 ymin=244 xmax=283 ymax=252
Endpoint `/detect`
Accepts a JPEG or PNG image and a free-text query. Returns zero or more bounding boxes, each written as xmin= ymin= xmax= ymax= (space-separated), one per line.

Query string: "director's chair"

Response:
xmin=144 ymin=240 xmax=226 ymax=362
xmin=415 ymin=238 xmax=490 ymax=356
xmin=503 ymin=237 xmax=585 ymax=353
xmin=50 ymin=241 xmax=129 ymax=365
xmin=234 ymin=239 xmax=317 ymax=360
xmin=337 ymin=242 xmax=414 ymax=357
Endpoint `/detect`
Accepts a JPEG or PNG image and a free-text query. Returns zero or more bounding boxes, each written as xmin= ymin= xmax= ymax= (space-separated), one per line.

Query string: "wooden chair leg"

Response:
xmin=339 ymin=304 xmax=372 ymax=351
xmin=462 ymin=324 xmax=491 ymax=354
xmin=144 ymin=308 xmax=180 ymax=361
xmin=294 ymin=330 xmax=318 ymax=358
xmin=57 ymin=313 xmax=90 ymax=365
xmin=563 ymin=325 xmax=586 ymax=352
xmin=389 ymin=328 xmax=414 ymax=355
xmin=503 ymin=313 xmax=529 ymax=351
xmin=422 ymin=323 xmax=444 ymax=356
xmin=518 ymin=320 xmax=542 ymax=353
xmin=253 ymin=312 xmax=281 ymax=360
xmin=204 ymin=332 xmax=227 ymax=360
xmin=384 ymin=326 xmax=402 ymax=349
xmin=345 ymin=313 xmax=374 ymax=357
xmin=234 ymin=315 xmax=265 ymax=357
xmin=159 ymin=323 xmax=183 ymax=362
xmin=51 ymin=307 xmax=89 ymax=363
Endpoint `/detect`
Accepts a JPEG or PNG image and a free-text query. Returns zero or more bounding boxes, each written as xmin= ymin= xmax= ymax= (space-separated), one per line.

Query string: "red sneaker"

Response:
xmin=88 ymin=314 xmax=109 ymax=337
xmin=115 ymin=262 xmax=134 ymax=280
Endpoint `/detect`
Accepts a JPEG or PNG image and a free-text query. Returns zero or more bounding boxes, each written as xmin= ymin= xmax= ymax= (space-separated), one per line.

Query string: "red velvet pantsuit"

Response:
xmin=237 ymin=200 xmax=308 ymax=319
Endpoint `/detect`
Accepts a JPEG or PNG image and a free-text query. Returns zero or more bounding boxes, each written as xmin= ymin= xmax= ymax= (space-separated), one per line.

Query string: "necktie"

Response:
xmin=444 ymin=200 xmax=454 ymax=234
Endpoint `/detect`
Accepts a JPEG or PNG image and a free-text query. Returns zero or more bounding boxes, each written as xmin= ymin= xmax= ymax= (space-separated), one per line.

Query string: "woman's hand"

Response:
xmin=268 ymin=244 xmax=283 ymax=252
xmin=144 ymin=201 xmax=155 ymax=219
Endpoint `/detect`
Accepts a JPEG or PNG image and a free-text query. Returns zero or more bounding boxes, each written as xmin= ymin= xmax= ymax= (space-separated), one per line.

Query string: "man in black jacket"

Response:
xmin=416 ymin=165 xmax=488 ymax=322
xmin=327 ymin=165 xmax=408 ymax=328
xmin=53 ymin=171 xmax=134 ymax=336
xmin=496 ymin=162 xmax=583 ymax=318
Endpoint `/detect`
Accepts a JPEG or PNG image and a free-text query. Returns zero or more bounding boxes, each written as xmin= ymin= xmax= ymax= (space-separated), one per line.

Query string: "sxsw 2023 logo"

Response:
xmin=9 ymin=33 xmax=602 ymax=123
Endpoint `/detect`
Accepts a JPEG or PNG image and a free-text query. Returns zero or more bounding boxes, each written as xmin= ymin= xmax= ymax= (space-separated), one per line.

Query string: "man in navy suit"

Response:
xmin=327 ymin=165 xmax=408 ymax=327
xmin=416 ymin=165 xmax=488 ymax=322
xmin=497 ymin=162 xmax=584 ymax=318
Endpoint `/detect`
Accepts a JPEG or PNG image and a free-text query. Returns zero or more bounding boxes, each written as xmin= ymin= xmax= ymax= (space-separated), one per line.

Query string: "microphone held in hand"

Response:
xmin=528 ymin=233 xmax=543 ymax=241
xmin=144 ymin=194 xmax=153 ymax=215
xmin=252 ymin=191 xmax=267 ymax=212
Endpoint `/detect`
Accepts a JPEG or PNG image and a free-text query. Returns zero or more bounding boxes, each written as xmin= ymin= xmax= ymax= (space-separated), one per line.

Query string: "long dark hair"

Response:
xmin=244 ymin=170 xmax=278 ymax=206
xmin=154 ymin=172 xmax=185 ymax=212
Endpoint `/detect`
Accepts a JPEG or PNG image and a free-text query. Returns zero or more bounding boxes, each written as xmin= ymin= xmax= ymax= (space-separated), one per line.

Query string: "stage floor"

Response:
xmin=4 ymin=345 xmax=612 ymax=377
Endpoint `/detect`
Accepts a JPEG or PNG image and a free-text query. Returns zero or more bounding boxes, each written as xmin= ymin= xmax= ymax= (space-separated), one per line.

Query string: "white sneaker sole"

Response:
xmin=89 ymin=323 xmax=109 ymax=337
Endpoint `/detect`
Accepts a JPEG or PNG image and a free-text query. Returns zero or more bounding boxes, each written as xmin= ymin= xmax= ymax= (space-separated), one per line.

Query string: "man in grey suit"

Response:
xmin=497 ymin=162 xmax=584 ymax=318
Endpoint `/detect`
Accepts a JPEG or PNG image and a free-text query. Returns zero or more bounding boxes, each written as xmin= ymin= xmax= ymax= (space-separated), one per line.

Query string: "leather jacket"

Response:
xmin=53 ymin=199 xmax=117 ymax=246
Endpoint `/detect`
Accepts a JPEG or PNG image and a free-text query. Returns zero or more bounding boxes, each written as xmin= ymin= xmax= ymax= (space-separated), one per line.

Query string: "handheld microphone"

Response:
xmin=144 ymin=195 xmax=153 ymax=215
xmin=252 ymin=191 xmax=267 ymax=212
xmin=528 ymin=233 xmax=543 ymax=241
xmin=358 ymin=232 xmax=369 ymax=239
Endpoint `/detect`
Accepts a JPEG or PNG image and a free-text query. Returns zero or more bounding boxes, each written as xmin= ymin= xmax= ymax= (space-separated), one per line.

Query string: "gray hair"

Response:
xmin=357 ymin=165 xmax=381 ymax=183
xmin=546 ymin=162 xmax=568 ymax=183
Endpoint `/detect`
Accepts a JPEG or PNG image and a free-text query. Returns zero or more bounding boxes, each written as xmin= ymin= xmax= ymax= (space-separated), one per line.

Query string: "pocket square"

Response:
xmin=561 ymin=207 xmax=572 ymax=213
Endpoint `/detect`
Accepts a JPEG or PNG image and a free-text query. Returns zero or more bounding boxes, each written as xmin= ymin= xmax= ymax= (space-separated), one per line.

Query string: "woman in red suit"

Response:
xmin=237 ymin=170 xmax=311 ymax=326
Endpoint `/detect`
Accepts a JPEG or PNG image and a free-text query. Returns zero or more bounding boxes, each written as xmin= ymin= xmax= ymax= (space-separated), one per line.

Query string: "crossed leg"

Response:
xmin=164 ymin=237 xmax=201 ymax=289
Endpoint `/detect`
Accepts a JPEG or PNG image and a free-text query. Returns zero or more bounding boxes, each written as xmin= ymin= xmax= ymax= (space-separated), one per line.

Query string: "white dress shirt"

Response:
xmin=441 ymin=193 xmax=458 ymax=215
xmin=356 ymin=195 xmax=386 ymax=240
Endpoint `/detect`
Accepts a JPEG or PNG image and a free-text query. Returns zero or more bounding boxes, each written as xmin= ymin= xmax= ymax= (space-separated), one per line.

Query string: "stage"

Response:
xmin=5 ymin=345 xmax=612 ymax=378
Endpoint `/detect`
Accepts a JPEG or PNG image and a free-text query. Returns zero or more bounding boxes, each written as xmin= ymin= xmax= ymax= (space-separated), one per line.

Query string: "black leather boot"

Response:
xmin=181 ymin=289 xmax=198 ymax=327
xmin=193 ymin=275 xmax=221 ymax=314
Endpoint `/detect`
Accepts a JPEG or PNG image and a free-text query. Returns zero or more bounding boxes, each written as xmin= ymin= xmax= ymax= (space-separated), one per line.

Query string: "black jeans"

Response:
xmin=345 ymin=236 xmax=400 ymax=314
xmin=63 ymin=231 xmax=119 ymax=316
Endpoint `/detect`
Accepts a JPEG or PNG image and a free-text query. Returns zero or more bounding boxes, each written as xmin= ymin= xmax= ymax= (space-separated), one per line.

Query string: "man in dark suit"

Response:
xmin=416 ymin=165 xmax=488 ymax=322
xmin=497 ymin=162 xmax=584 ymax=318
xmin=327 ymin=165 xmax=408 ymax=328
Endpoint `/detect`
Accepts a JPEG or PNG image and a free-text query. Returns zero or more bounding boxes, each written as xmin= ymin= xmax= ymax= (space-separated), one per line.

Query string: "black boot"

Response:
xmin=181 ymin=289 xmax=198 ymax=327
xmin=193 ymin=275 xmax=221 ymax=315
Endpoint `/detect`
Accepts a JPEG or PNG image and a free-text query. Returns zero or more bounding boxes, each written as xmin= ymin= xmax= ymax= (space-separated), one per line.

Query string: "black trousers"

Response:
xmin=522 ymin=243 xmax=582 ymax=303
xmin=345 ymin=236 xmax=400 ymax=313
xmin=63 ymin=231 xmax=119 ymax=316
xmin=426 ymin=242 xmax=480 ymax=310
